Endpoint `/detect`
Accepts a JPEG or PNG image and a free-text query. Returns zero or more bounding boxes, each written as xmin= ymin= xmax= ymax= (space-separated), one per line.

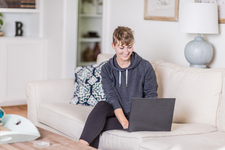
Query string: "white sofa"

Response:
xmin=25 ymin=54 xmax=225 ymax=150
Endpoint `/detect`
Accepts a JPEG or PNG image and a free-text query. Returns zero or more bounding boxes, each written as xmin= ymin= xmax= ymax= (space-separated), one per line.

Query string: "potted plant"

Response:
xmin=0 ymin=13 xmax=3 ymax=36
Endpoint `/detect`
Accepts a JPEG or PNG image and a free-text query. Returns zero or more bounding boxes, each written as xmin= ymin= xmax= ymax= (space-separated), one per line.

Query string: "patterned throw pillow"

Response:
xmin=70 ymin=61 xmax=107 ymax=106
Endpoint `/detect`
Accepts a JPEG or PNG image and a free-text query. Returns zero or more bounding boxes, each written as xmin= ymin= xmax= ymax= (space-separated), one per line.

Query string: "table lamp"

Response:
xmin=178 ymin=2 xmax=218 ymax=68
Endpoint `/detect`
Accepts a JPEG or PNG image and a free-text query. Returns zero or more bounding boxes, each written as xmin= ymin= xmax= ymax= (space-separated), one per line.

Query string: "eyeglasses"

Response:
xmin=0 ymin=107 xmax=5 ymax=126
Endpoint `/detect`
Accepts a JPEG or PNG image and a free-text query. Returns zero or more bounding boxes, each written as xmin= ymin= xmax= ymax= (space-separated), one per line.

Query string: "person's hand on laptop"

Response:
xmin=121 ymin=120 xmax=129 ymax=129
xmin=114 ymin=108 xmax=129 ymax=129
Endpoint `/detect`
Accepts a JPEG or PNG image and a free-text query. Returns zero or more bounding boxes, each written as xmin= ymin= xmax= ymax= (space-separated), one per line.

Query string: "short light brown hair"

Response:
xmin=112 ymin=26 xmax=134 ymax=46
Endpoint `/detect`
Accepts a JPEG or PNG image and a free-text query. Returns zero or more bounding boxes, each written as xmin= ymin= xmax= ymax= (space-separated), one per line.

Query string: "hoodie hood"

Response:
xmin=108 ymin=52 xmax=142 ymax=71
xmin=108 ymin=52 xmax=143 ymax=87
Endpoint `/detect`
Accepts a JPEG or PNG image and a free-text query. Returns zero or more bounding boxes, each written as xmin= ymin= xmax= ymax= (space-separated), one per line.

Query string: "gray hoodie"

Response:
xmin=101 ymin=52 xmax=158 ymax=118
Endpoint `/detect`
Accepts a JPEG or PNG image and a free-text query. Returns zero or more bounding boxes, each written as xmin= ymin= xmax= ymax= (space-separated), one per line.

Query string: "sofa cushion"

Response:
xmin=139 ymin=132 xmax=225 ymax=150
xmin=219 ymin=92 xmax=225 ymax=132
xmin=70 ymin=61 xmax=107 ymax=106
xmin=154 ymin=61 xmax=223 ymax=127
xmin=217 ymin=70 xmax=225 ymax=132
xmin=99 ymin=123 xmax=217 ymax=150
xmin=37 ymin=101 xmax=93 ymax=141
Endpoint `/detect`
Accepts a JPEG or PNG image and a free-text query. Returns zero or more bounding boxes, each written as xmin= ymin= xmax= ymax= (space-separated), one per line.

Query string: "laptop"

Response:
xmin=128 ymin=98 xmax=175 ymax=132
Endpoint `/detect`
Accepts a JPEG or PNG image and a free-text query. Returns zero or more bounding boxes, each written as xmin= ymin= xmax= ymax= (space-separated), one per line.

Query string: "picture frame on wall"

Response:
xmin=195 ymin=0 xmax=225 ymax=24
xmin=144 ymin=0 xmax=179 ymax=22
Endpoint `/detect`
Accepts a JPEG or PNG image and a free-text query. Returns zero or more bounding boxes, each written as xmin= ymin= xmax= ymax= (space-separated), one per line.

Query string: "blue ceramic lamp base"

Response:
xmin=184 ymin=34 xmax=213 ymax=68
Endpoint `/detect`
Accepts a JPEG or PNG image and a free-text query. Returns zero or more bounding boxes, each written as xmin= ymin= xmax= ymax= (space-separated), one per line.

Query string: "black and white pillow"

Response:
xmin=70 ymin=61 xmax=107 ymax=106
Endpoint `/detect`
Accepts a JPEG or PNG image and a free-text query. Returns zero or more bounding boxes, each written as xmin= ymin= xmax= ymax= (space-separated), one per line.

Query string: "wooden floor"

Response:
xmin=0 ymin=127 xmax=96 ymax=150
xmin=1 ymin=105 xmax=27 ymax=118
xmin=0 ymin=105 xmax=96 ymax=150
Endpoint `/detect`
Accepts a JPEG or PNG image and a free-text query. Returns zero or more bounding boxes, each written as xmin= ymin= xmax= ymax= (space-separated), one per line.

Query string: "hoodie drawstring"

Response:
xmin=126 ymin=69 xmax=128 ymax=87
xmin=119 ymin=69 xmax=128 ymax=87
xmin=119 ymin=71 xmax=121 ymax=87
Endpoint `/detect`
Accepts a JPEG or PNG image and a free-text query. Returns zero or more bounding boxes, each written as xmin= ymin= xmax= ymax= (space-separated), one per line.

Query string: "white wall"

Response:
xmin=42 ymin=0 xmax=78 ymax=79
xmin=42 ymin=0 xmax=64 ymax=79
xmin=62 ymin=0 xmax=78 ymax=79
xmin=102 ymin=0 xmax=225 ymax=68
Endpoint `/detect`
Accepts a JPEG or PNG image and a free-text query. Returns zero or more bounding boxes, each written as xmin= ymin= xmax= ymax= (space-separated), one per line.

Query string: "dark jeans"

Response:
xmin=79 ymin=101 xmax=123 ymax=148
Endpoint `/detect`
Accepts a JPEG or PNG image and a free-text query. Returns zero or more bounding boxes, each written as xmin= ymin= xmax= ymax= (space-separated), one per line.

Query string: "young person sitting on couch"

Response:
xmin=79 ymin=26 xmax=158 ymax=148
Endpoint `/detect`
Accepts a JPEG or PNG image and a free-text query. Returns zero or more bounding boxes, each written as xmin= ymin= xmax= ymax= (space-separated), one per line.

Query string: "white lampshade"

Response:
xmin=178 ymin=3 xmax=218 ymax=34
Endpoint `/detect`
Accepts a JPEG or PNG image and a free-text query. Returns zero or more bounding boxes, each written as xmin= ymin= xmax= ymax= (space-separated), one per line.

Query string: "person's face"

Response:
xmin=112 ymin=42 xmax=133 ymax=62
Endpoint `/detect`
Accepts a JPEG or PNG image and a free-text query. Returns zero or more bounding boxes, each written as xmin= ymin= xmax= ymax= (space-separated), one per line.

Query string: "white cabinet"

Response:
xmin=0 ymin=38 xmax=46 ymax=106
xmin=0 ymin=0 xmax=46 ymax=106
xmin=77 ymin=0 xmax=103 ymax=66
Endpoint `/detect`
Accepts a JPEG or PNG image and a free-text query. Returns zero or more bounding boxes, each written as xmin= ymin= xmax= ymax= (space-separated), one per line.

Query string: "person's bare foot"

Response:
xmin=79 ymin=139 xmax=89 ymax=146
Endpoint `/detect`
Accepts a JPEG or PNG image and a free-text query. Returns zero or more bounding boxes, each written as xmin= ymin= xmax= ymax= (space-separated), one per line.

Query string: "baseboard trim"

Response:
xmin=0 ymin=100 xmax=27 ymax=107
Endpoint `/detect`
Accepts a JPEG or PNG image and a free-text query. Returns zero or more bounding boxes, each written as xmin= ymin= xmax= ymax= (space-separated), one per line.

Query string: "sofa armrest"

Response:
xmin=25 ymin=78 xmax=74 ymax=124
